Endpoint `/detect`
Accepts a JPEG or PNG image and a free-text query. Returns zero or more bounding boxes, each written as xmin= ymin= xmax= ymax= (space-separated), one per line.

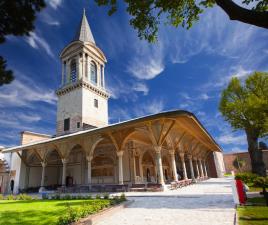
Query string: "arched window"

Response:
xmin=90 ymin=61 xmax=97 ymax=85
xmin=70 ymin=59 xmax=77 ymax=83
xmin=100 ymin=65 xmax=104 ymax=87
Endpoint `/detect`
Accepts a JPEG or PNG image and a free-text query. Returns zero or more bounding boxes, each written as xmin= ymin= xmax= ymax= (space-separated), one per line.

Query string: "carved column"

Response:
xmin=39 ymin=162 xmax=47 ymax=192
xmin=187 ymin=155 xmax=195 ymax=180
xmin=155 ymin=146 xmax=165 ymax=185
xmin=194 ymin=158 xmax=200 ymax=178
xmin=62 ymin=159 xmax=68 ymax=186
xmin=199 ymin=159 xmax=204 ymax=177
xmin=117 ymin=151 xmax=124 ymax=185
xmin=179 ymin=153 xmax=188 ymax=179
xmin=169 ymin=150 xmax=178 ymax=181
xmin=203 ymin=160 xmax=208 ymax=177
xmin=86 ymin=156 xmax=93 ymax=184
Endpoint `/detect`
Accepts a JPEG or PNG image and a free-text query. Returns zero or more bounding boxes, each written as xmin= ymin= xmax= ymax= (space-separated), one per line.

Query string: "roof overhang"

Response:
xmin=2 ymin=110 xmax=222 ymax=153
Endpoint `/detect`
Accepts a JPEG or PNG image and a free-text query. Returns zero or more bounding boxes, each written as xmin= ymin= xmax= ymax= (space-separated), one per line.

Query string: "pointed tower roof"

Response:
xmin=73 ymin=9 xmax=95 ymax=44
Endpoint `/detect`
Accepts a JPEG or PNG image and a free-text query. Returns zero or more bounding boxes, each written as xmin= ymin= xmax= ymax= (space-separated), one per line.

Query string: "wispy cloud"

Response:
xmin=0 ymin=75 xmax=57 ymax=108
xmin=107 ymin=74 xmax=149 ymax=101
xmin=48 ymin=0 xmax=63 ymax=9
xmin=217 ymin=133 xmax=247 ymax=145
xmin=25 ymin=32 xmax=54 ymax=57
xmin=110 ymin=98 xmax=165 ymax=123
xmin=127 ymin=42 xmax=164 ymax=80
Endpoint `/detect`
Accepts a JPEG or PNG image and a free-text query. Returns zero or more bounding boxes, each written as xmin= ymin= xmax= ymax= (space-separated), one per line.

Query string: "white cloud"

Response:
xmin=230 ymin=147 xmax=246 ymax=153
xmin=0 ymin=76 xmax=57 ymax=108
xmin=48 ymin=0 xmax=63 ymax=9
xmin=127 ymin=47 xmax=164 ymax=80
xmin=199 ymin=93 xmax=210 ymax=100
xmin=133 ymin=99 xmax=165 ymax=117
xmin=132 ymin=83 xmax=149 ymax=96
xmin=110 ymin=98 xmax=165 ymax=123
xmin=107 ymin=73 xmax=149 ymax=101
xmin=217 ymin=133 xmax=247 ymax=145
xmin=25 ymin=32 xmax=54 ymax=57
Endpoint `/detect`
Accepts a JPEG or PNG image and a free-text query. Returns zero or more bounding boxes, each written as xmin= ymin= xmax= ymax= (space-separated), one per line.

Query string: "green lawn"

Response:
xmin=237 ymin=197 xmax=268 ymax=225
xmin=0 ymin=199 xmax=111 ymax=225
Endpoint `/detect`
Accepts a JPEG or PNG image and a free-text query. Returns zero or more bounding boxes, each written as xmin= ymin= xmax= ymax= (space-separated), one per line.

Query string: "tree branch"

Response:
xmin=215 ymin=0 xmax=268 ymax=29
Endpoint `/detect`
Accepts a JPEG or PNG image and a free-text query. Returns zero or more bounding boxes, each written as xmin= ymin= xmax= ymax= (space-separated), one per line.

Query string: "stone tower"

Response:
xmin=56 ymin=10 xmax=109 ymax=136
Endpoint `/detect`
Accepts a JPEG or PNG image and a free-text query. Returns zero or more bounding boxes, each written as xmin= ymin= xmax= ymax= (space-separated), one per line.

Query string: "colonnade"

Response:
xmin=38 ymin=147 xmax=210 ymax=192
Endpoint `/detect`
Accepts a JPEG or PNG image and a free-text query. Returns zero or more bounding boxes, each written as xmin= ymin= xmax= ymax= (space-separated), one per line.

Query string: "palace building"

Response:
xmin=0 ymin=11 xmax=225 ymax=194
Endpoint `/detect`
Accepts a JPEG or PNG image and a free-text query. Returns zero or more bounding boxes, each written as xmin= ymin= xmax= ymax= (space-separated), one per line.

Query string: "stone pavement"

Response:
xmin=96 ymin=178 xmax=236 ymax=225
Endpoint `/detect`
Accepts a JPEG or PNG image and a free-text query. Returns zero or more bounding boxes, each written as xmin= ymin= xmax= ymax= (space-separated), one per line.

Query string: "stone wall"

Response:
xmin=224 ymin=150 xmax=268 ymax=173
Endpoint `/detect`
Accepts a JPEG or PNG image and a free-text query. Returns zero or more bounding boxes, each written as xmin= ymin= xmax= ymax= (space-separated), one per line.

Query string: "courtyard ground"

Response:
xmin=98 ymin=177 xmax=236 ymax=225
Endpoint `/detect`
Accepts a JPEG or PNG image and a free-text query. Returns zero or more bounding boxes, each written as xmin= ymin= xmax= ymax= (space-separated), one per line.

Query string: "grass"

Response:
xmin=237 ymin=197 xmax=268 ymax=225
xmin=0 ymin=199 xmax=112 ymax=225
xmin=247 ymin=197 xmax=266 ymax=205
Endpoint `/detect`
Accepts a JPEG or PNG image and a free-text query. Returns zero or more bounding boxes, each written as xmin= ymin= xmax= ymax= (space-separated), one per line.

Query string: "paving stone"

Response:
xmin=96 ymin=178 xmax=235 ymax=225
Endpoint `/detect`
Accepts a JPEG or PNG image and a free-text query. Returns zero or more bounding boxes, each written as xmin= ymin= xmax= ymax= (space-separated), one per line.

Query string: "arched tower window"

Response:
xmin=90 ymin=61 xmax=97 ymax=85
xmin=100 ymin=65 xmax=104 ymax=87
xmin=70 ymin=59 xmax=77 ymax=83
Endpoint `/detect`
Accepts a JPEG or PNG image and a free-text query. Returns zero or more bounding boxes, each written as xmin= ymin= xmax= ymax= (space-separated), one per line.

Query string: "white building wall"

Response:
xmin=82 ymin=88 xmax=108 ymax=127
xmin=9 ymin=152 xmax=22 ymax=193
xmin=213 ymin=151 xmax=226 ymax=178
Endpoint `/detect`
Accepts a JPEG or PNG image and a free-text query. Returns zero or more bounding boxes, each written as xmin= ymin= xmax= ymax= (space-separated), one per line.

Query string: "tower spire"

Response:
xmin=73 ymin=9 xmax=95 ymax=44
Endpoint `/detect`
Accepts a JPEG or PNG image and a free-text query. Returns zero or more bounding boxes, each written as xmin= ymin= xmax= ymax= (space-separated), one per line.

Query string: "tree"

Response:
xmin=0 ymin=0 xmax=45 ymax=86
xmin=233 ymin=156 xmax=246 ymax=172
xmin=219 ymin=72 xmax=268 ymax=176
xmin=95 ymin=0 xmax=268 ymax=42
xmin=259 ymin=141 xmax=268 ymax=150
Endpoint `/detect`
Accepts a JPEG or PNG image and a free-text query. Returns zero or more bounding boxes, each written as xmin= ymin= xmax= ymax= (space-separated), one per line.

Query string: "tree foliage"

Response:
xmin=0 ymin=0 xmax=45 ymax=86
xmin=219 ymin=72 xmax=268 ymax=138
xmin=219 ymin=72 xmax=268 ymax=176
xmin=95 ymin=0 xmax=268 ymax=42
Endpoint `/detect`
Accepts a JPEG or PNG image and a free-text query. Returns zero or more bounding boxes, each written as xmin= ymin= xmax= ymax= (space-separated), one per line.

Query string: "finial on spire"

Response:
xmin=73 ymin=8 xmax=95 ymax=44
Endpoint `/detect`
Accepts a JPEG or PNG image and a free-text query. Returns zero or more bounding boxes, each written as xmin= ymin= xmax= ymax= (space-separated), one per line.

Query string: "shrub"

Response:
xmin=253 ymin=177 xmax=268 ymax=188
xmin=17 ymin=194 xmax=32 ymax=200
xmin=57 ymin=200 xmax=112 ymax=225
xmin=85 ymin=195 xmax=92 ymax=199
xmin=0 ymin=194 xmax=4 ymax=200
xmin=235 ymin=172 xmax=258 ymax=183
xmin=63 ymin=194 xmax=71 ymax=200
xmin=54 ymin=194 xmax=61 ymax=200
xmin=120 ymin=193 xmax=126 ymax=201
xmin=6 ymin=195 xmax=16 ymax=200
xmin=95 ymin=194 xmax=101 ymax=199
xmin=103 ymin=193 xmax=109 ymax=199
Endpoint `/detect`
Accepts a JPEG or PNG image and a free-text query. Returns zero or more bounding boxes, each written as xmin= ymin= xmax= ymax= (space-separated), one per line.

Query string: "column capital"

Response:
xmin=116 ymin=151 xmax=124 ymax=157
xmin=168 ymin=150 xmax=175 ymax=155
xmin=179 ymin=152 xmax=185 ymax=159
xmin=62 ymin=158 xmax=68 ymax=164
xmin=154 ymin=146 xmax=161 ymax=153
xmin=41 ymin=161 xmax=47 ymax=168
xmin=86 ymin=155 xmax=93 ymax=162
xmin=187 ymin=154 xmax=192 ymax=160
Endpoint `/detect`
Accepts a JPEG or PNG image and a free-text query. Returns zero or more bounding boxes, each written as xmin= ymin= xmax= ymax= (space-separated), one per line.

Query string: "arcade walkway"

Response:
xmin=96 ymin=178 xmax=235 ymax=225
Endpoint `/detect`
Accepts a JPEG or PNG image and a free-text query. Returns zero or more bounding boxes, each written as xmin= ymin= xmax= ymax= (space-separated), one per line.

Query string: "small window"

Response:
xmin=64 ymin=118 xmax=70 ymax=131
xmin=77 ymin=122 xmax=80 ymax=128
xmin=94 ymin=99 xmax=98 ymax=108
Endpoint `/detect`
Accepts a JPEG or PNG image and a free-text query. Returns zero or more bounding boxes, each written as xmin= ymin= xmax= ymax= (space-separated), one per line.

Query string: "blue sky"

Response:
xmin=0 ymin=0 xmax=267 ymax=152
